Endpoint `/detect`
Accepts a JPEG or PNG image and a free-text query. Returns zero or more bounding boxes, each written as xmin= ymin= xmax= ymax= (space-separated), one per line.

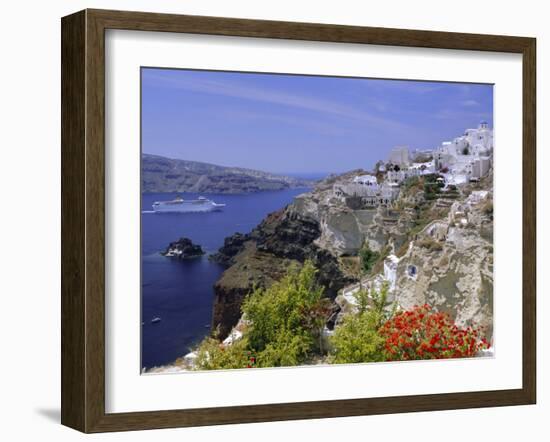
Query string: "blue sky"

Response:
xmin=141 ymin=68 xmax=493 ymax=175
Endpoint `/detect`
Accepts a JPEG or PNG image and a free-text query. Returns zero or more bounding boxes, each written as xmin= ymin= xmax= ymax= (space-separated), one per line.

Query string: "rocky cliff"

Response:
xmin=392 ymin=193 xmax=494 ymax=337
xmin=211 ymin=170 xmax=494 ymax=341
xmin=211 ymin=207 xmax=353 ymax=338
xmin=142 ymin=153 xmax=313 ymax=194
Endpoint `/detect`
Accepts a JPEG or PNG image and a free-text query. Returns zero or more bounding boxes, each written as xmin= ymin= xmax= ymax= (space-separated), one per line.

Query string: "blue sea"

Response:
xmin=141 ymin=188 xmax=310 ymax=369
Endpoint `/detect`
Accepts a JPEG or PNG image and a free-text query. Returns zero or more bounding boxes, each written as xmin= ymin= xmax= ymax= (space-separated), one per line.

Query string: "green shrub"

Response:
xmin=353 ymin=287 xmax=370 ymax=315
xmin=403 ymin=176 xmax=421 ymax=190
xmin=401 ymin=176 xmax=424 ymax=196
xmin=359 ymin=242 xmax=379 ymax=273
xmin=193 ymin=260 xmax=330 ymax=370
xmin=329 ymin=283 xmax=395 ymax=364
xmin=193 ymin=337 xmax=252 ymax=370
xmin=369 ymin=282 xmax=396 ymax=325
xmin=329 ymin=311 xmax=385 ymax=364
xmin=242 ymin=260 xmax=328 ymax=366
xmin=255 ymin=329 xmax=313 ymax=367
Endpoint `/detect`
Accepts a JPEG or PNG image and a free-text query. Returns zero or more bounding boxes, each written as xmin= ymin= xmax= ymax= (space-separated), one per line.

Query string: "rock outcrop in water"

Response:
xmin=162 ymin=237 xmax=205 ymax=259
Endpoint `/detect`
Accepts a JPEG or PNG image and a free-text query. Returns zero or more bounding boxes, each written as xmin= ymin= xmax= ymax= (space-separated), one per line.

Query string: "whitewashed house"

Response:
xmin=386 ymin=164 xmax=433 ymax=185
xmin=334 ymin=175 xmax=398 ymax=206
xmin=353 ymin=174 xmax=378 ymax=186
xmin=383 ymin=254 xmax=400 ymax=291
xmin=388 ymin=146 xmax=411 ymax=167
xmin=434 ymin=122 xmax=493 ymax=181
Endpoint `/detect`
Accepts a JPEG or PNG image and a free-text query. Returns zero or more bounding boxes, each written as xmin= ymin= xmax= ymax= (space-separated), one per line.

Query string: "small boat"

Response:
xmin=151 ymin=317 xmax=162 ymax=324
xmin=152 ymin=196 xmax=226 ymax=213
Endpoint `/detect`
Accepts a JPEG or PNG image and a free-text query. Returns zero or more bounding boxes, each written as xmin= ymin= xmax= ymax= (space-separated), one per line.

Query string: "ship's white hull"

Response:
xmin=152 ymin=199 xmax=225 ymax=213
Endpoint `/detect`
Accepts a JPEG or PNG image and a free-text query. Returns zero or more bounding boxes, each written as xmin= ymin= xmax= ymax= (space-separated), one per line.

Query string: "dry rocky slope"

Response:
xmin=211 ymin=170 xmax=494 ymax=341
xmin=142 ymin=153 xmax=313 ymax=194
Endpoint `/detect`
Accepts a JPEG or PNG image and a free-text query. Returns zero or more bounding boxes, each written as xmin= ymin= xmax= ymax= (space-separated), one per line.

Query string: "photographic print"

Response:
xmin=141 ymin=68 xmax=494 ymax=373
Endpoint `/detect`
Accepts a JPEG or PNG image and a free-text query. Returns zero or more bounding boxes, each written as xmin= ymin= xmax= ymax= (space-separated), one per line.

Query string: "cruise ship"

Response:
xmin=152 ymin=196 xmax=226 ymax=213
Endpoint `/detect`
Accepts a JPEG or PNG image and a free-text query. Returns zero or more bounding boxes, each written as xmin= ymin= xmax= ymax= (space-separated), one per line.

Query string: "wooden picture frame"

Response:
xmin=61 ymin=8 xmax=536 ymax=433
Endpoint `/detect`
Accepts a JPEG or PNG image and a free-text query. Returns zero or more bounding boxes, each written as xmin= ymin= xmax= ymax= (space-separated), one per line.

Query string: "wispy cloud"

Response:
xmin=434 ymin=108 xmax=491 ymax=121
xmin=461 ymin=99 xmax=479 ymax=107
xmin=212 ymin=107 xmax=355 ymax=137
xmin=368 ymin=80 xmax=445 ymax=95
xmin=142 ymin=71 xmax=412 ymax=132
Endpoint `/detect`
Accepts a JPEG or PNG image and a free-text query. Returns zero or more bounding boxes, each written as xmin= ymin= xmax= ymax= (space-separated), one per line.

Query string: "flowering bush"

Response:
xmin=379 ymin=304 xmax=490 ymax=361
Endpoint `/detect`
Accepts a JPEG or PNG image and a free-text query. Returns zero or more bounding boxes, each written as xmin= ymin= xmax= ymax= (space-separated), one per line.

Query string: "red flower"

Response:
xmin=379 ymin=305 xmax=489 ymax=361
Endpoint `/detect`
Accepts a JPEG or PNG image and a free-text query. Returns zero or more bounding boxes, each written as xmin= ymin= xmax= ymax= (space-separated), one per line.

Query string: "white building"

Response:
xmin=434 ymin=122 xmax=493 ymax=180
xmin=411 ymin=161 xmax=435 ymax=173
xmin=353 ymin=174 xmax=378 ymax=186
xmin=470 ymin=156 xmax=492 ymax=179
xmin=334 ymin=180 xmax=399 ymax=205
xmin=388 ymin=146 xmax=411 ymax=167
xmin=464 ymin=121 xmax=493 ymax=155
xmin=385 ymin=161 xmax=434 ymax=185
xmin=383 ymin=254 xmax=400 ymax=291
xmin=386 ymin=169 xmax=416 ymax=184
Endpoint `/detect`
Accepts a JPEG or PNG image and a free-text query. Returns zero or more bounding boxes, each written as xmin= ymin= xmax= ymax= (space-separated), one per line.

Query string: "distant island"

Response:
xmin=142 ymin=154 xmax=314 ymax=194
